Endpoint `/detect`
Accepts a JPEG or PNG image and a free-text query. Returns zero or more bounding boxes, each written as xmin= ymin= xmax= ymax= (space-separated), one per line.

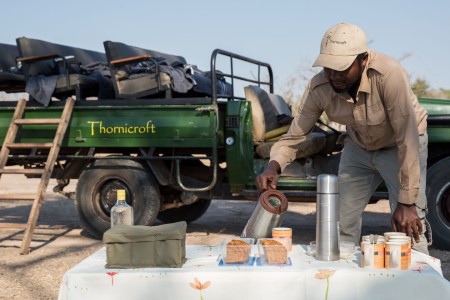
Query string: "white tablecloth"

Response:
xmin=58 ymin=245 xmax=450 ymax=300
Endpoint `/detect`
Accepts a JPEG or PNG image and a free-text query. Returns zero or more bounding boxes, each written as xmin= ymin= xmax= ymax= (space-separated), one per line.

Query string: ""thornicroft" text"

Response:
xmin=87 ymin=121 xmax=156 ymax=135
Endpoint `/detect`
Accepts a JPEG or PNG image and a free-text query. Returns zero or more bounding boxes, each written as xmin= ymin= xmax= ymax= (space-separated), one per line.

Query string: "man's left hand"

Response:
xmin=391 ymin=203 xmax=423 ymax=243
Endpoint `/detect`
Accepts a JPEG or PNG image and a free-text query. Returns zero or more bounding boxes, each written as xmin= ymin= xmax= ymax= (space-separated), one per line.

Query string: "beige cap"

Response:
xmin=313 ymin=22 xmax=368 ymax=71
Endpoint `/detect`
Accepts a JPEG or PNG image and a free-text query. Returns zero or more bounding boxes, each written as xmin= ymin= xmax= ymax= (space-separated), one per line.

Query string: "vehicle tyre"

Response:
xmin=76 ymin=159 xmax=160 ymax=239
xmin=157 ymin=199 xmax=211 ymax=224
xmin=426 ymin=157 xmax=450 ymax=250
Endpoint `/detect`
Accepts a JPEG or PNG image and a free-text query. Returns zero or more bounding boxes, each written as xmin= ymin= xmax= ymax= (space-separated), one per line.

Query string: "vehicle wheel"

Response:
xmin=157 ymin=199 xmax=211 ymax=224
xmin=76 ymin=159 xmax=160 ymax=239
xmin=426 ymin=157 xmax=450 ymax=250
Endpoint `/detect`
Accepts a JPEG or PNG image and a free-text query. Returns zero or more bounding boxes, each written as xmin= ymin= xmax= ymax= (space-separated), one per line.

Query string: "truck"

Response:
xmin=1 ymin=48 xmax=449 ymax=250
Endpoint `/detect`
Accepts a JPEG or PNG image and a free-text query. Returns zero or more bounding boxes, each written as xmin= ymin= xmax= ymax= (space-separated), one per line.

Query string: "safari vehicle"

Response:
xmin=1 ymin=38 xmax=449 ymax=251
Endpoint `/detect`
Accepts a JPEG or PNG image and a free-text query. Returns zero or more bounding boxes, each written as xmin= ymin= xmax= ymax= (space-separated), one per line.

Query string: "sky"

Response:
xmin=2 ymin=0 xmax=449 ymax=101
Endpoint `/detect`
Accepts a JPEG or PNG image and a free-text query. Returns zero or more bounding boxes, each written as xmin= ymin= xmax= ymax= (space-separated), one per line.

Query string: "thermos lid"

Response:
xmin=259 ymin=189 xmax=288 ymax=214
xmin=317 ymin=174 xmax=338 ymax=194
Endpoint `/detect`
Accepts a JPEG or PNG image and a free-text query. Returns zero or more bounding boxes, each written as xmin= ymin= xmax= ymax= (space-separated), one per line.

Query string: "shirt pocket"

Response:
xmin=366 ymin=102 xmax=386 ymax=125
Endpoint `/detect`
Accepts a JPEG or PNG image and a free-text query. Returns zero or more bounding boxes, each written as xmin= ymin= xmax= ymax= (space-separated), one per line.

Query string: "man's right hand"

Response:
xmin=256 ymin=161 xmax=281 ymax=193
xmin=391 ymin=203 xmax=423 ymax=243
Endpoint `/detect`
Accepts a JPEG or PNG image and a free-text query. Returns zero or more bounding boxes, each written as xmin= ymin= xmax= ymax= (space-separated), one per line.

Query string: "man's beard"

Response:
xmin=330 ymin=72 xmax=362 ymax=94
xmin=330 ymin=81 xmax=358 ymax=94
xmin=330 ymin=83 xmax=348 ymax=94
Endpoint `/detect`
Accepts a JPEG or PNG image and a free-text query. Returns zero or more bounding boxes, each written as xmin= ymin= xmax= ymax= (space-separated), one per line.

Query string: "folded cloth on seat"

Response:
xmin=26 ymin=61 xmax=115 ymax=105
xmin=129 ymin=58 xmax=195 ymax=93
xmin=81 ymin=61 xmax=115 ymax=99
xmin=159 ymin=64 xmax=195 ymax=93
xmin=25 ymin=74 xmax=58 ymax=106
xmin=191 ymin=70 xmax=233 ymax=96
xmin=128 ymin=58 xmax=232 ymax=96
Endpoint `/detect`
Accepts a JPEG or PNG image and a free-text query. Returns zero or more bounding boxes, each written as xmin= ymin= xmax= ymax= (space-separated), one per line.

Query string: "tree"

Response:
xmin=411 ymin=78 xmax=450 ymax=99
xmin=411 ymin=78 xmax=430 ymax=98
xmin=438 ymin=88 xmax=450 ymax=99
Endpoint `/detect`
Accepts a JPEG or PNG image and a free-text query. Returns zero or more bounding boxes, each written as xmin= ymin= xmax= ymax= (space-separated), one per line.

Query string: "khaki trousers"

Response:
xmin=338 ymin=133 xmax=429 ymax=254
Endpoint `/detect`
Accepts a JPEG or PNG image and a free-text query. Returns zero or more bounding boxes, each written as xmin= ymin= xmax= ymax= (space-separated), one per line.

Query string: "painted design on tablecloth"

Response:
xmin=315 ymin=269 xmax=336 ymax=300
xmin=106 ymin=272 xmax=118 ymax=286
xmin=190 ymin=277 xmax=211 ymax=300
xmin=416 ymin=261 xmax=433 ymax=266
xmin=368 ymin=272 xmax=396 ymax=278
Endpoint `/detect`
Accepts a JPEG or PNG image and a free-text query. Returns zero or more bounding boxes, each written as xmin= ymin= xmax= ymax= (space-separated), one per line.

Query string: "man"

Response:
xmin=256 ymin=22 xmax=429 ymax=253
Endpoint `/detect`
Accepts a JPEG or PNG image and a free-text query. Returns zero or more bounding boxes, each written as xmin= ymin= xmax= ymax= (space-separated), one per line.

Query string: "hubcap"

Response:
xmin=95 ymin=179 xmax=131 ymax=218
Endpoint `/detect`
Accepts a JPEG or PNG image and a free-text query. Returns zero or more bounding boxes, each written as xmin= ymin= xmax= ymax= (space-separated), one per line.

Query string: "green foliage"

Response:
xmin=411 ymin=78 xmax=450 ymax=99
xmin=411 ymin=78 xmax=430 ymax=98
xmin=438 ymin=88 xmax=450 ymax=99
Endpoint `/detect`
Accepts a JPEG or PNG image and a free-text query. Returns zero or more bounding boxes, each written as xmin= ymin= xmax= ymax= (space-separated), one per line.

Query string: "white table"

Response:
xmin=58 ymin=245 xmax=450 ymax=300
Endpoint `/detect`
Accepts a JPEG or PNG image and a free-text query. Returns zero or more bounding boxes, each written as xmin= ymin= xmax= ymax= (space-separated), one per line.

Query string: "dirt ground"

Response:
xmin=0 ymin=177 xmax=449 ymax=300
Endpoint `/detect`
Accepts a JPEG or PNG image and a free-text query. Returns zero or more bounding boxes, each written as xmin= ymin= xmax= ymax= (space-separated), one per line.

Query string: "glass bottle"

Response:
xmin=110 ymin=189 xmax=134 ymax=227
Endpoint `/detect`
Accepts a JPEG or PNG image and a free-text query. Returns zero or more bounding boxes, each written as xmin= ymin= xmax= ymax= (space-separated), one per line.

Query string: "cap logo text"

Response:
xmin=325 ymin=34 xmax=347 ymax=47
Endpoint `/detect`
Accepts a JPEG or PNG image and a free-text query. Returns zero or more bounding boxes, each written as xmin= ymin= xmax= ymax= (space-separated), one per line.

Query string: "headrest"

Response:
xmin=244 ymin=86 xmax=279 ymax=143
xmin=268 ymin=94 xmax=291 ymax=117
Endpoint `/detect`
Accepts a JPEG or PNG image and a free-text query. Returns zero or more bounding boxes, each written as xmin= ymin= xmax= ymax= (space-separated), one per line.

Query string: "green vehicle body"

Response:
xmin=1 ymin=50 xmax=449 ymax=250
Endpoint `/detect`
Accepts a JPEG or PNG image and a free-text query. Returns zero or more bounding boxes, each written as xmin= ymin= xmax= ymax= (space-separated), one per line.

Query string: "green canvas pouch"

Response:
xmin=103 ymin=221 xmax=187 ymax=268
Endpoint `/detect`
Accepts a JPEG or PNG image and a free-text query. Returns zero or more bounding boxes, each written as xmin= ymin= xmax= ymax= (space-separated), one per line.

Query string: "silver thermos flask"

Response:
xmin=315 ymin=174 xmax=340 ymax=261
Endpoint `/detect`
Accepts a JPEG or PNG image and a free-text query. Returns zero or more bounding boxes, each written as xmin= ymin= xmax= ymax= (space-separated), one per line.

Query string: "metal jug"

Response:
xmin=241 ymin=189 xmax=288 ymax=239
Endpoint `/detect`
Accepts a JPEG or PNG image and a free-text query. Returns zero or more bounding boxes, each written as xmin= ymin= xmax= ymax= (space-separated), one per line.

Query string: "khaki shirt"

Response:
xmin=270 ymin=50 xmax=428 ymax=205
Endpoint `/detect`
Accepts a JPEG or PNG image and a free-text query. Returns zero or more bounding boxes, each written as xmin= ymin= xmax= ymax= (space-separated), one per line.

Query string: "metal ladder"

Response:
xmin=0 ymin=98 xmax=74 ymax=254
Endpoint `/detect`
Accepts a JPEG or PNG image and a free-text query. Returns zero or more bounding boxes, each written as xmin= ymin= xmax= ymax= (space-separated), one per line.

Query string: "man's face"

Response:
xmin=323 ymin=55 xmax=366 ymax=93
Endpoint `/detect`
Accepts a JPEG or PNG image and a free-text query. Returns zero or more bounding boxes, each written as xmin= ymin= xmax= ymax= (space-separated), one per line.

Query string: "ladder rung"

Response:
xmin=6 ymin=142 xmax=54 ymax=149
xmin=15 ymin=118 xmax=61 ymax=125
xmin=0 ymin=168 xmax=45 ymax=175
xmin=0 ymin=222 xmax=29 ymax=229
xmin=0 ymin=194 xmax=36 ymax=200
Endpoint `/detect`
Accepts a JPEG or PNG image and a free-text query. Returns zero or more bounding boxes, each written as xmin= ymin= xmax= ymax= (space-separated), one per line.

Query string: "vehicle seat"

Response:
xmin=103 ymin=41 xmax=233 ymax=99
xmin=16 ymin=37 xmax=112 ymax=106
xmin=244 ymin=85 xmax=326 ymax=159
xmin=0 ymin=43 xmax=25 ymax=93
